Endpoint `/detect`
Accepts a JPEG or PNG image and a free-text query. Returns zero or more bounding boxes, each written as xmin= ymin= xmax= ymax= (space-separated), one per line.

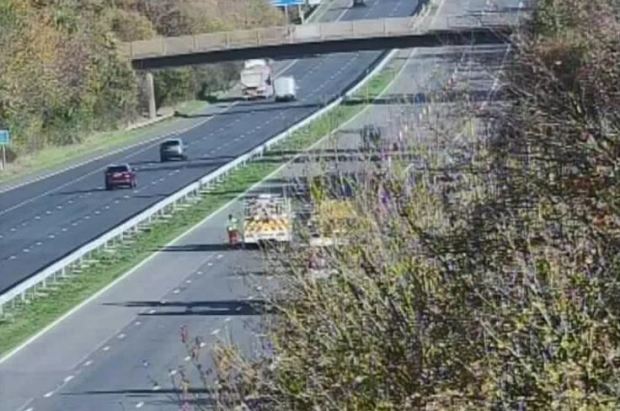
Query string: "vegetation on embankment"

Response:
xmin=0 ymin=0 xmax=282 ymax=157
xmin=178 ymin=0 xmax=620 ymax=409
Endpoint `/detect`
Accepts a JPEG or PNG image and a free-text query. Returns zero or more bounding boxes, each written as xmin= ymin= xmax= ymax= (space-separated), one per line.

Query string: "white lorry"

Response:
xmin=243 ymin=193 xmax=293 ymax=244
xmin=274 ymin=76 xmax=297 ymax=102
xmin=240 ymin=59 xmax=273 ymax=99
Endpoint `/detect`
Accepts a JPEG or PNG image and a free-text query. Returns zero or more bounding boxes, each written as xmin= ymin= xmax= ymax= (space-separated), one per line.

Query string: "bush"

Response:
xmin=174 ymin=1 xmax=620 ymax=409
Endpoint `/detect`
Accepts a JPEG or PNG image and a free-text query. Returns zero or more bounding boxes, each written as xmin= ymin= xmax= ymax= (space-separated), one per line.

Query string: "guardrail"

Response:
xmin=0 ymin=2 xmax=432 ymax=316
xmin=121 ymin=13 xmax=517 ymax=62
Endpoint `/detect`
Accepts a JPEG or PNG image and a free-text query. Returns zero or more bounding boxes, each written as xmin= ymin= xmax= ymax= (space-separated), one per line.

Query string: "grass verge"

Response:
xmin=0 ymin=61 xmax=401 ymax=357
xmin=0 ymin=100 xmax=207 ymax=187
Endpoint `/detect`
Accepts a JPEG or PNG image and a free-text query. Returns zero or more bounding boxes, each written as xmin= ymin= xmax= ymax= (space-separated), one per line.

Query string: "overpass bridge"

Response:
xmin=121 ymin=13 xmax=519 ymax=70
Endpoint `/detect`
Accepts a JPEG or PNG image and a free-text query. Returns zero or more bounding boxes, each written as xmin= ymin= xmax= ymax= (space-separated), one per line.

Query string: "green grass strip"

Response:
xmin=0 ymin=64 xmax=399 ymax=357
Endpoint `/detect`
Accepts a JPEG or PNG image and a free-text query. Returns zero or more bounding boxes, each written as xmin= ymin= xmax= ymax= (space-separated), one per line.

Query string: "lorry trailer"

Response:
xmin=241 ymin=59 xmax=274 ymax=99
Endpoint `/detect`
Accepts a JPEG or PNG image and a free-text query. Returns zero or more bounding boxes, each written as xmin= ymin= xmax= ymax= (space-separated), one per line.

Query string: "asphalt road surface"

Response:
xmin=0 ymin=0 xmax=526 ymax=409
xmin=0 ymin=0 xmax=420 ymax=294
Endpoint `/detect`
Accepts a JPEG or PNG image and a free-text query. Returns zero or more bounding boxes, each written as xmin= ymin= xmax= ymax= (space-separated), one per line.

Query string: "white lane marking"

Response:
xmin=152 ymin=385 xmax=161 ymax=391
xmin=217 ymin=254 xmax=223 ymax=259
xmin=196 ymin=271 xmax=203 ymax=275
xmin=10 ymin=227 xmax=16 ymax=232
xmin=148 ymin=309 xmax=156 ymax=314
xmin=23 ymin=249 xmax=30 ymax=253
xmin=35 ymin=241 xmax=42 ymax=246
xmin=136 ymin=402 xmax=144 ymax=408
xmin=169 ymin=369 xmax=177 ymax=376
xmin=135 ymin=321 xmax=142 ymax=326
xmin=207 ymin=262 xmax=213 ymax=267
xmin=224 ymin=317 xmax=232 ymax=323
xmin=64 ymin=375 xmax=74 ymax=383
xmin=84 ymin=360 xmax=93 ymax=367
xmin=185 ymin=279 xmax=192 ymax=284
xmin=9 ymin=255 xmax=17 ymax=260
xmin=102 ymin=345 xmax=110 ymax=352
xmin=43 ymin=391 xmax=54 ymax=398
xmin=48 ymin=234 xmax=55 ymax=239
xmin=16 ymin=399 xmax=34 ymax=411
xmin=211 ymin=329 xmax=221 ymax=336
xmin=173 ymin=289 xmax=180 ymax=294
xmin=184 ymin=356 xmax=191 ymax=362
xmin=118 ymin=333 xmax=126 ymax=340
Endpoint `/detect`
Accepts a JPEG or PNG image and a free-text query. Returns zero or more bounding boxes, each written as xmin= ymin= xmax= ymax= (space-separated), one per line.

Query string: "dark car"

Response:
xmin=160 ymin=139 xmax=187 ymax=162
xmin=105 ymin=164 xmax=136 ymax=190
xmin=352 ymin=0 xmax=366 ymax=6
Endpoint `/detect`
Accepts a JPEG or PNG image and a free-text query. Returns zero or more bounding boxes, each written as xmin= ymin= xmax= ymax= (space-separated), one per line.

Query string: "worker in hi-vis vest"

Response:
xmin=227 ymin=214 xmax=240 ymax=247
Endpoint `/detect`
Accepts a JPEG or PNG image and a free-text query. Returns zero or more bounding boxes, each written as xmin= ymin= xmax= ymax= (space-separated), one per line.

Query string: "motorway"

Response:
xmin=0 ymin=0 xmax=420 ymax=294
xmin=0 ymin=0 xmax=524 ymax=408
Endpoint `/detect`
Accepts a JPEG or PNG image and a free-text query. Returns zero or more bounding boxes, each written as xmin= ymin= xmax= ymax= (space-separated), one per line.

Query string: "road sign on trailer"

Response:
xmin=271 ymin=0 xmax=304 ymax=6
xmin=0 ymin=130 xmax=9 ymax=145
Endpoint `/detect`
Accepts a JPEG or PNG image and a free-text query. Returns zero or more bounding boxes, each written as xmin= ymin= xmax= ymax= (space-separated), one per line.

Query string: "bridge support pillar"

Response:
xmin=145 ymin=72 xmax=157 ymax=120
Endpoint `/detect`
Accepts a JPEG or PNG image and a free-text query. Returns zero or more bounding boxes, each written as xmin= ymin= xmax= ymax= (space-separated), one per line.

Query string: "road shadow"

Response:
xmin=134 ymin=159 xmax=227 ymax=174
xmin=103 ymin=299 xmax=274 ymax=316
xmin=342 ymin=88 xmax=509 ymax=107
xmin=61 ymin=388 xmax=269 ymax=407
xmin=158 ymin=243 xmax=233 ymax=253
xmin=54 ymin=187 xmax=108 ymax=196
xmin=175 ymin=101 xmax=322 ymax=118
xmin=200 ymin=95 xmax=243 ymax=104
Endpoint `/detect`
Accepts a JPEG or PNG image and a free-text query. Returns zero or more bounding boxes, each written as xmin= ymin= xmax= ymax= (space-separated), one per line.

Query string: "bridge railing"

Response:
xmin=123 ymin=16 xmax=423 ymax=60
xmin=122 ymin=14 xmax=518 ymax=61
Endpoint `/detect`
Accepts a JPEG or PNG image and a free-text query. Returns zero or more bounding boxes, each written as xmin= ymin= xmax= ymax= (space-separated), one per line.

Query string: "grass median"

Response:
xmin=0 ymin=60 xmax=402 ymax=357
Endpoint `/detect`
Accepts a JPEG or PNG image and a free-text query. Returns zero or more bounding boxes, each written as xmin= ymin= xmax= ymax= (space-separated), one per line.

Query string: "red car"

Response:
xmin=105 ymin=164 xmax=137 ymax=190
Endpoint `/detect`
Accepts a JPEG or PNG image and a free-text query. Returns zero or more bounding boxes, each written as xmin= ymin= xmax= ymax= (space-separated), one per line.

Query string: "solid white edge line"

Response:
xmin=0 ymin=41 xmax=410 ymax=368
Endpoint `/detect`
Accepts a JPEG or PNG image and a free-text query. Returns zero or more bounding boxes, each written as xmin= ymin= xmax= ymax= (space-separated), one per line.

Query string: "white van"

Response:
xmin=274 ymin=76 xmax=297 ymax=102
